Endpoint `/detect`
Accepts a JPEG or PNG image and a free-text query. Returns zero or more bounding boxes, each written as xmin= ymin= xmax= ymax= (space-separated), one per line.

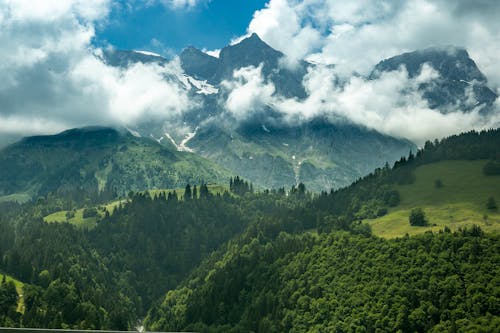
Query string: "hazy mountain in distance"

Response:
xmin=370 ymin=47 xmax=498 ymax=112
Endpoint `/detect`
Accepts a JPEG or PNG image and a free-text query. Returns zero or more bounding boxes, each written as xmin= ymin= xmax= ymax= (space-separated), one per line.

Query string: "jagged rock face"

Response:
xmin=179 ymin=33 xmax=308 ymax=98
xmin=179 ymin=46 xmax=219 ymax=81
xmin=214 ymin=33 xmax=283 ymax=81
xmin=371 ymin=47 xmax=498 ymax=112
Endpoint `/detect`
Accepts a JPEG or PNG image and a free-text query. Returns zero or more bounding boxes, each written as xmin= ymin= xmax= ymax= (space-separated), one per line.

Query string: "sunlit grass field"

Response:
xmin=367 ymin=160 xmax=500 ymax=238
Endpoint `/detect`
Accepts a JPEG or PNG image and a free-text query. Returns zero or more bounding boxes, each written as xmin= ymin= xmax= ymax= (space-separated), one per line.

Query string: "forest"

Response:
xmin=0 ymin=129 xmax=499 ymax=331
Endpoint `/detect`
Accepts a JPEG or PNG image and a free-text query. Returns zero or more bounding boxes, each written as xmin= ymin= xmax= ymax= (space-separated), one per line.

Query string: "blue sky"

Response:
xmin=96 ymin=0 xmax=268 ymax=56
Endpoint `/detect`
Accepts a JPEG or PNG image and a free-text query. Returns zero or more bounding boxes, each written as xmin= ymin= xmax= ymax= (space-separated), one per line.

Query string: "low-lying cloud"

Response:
xmin=220 ymin=63 xmax=500 ymax=144
xmin=248 ymin=0 xmax=500 ymax=89
xmin=0 ymin=0 xmax=193 ymax=138
xmin=0 ymin=0 xmax=499 ymax=146
xmin=222 ymin=65 xmax=275 ymax=121
xmin=230 ymin=0 xmax=500 ymax=143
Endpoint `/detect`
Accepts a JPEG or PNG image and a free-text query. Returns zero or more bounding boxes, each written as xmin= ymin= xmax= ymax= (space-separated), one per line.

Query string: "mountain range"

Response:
xmin=102 ymin=34 xmax=496 ymax=191
xmin=0 ymin=34 xmax=498 ymax=199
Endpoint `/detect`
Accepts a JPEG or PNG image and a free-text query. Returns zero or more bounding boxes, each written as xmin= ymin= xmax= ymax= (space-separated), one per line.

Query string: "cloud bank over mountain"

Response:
xmin=218 ymin=63 xmax=498 ymax=144
xmin=248 ymin=0 xmax=500 ymax=87
xmin=226 ymin=0 xmax=500 ymax=143
xmin=0 ymin=0 xmax=499 ymax=145
xmin=0 ymin=0 xmax=193 ymax=137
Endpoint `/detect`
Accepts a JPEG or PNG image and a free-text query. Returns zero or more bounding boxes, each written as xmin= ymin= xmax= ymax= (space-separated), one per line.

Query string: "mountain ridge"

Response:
xmin=370 ymin=46 xmax=498 ymax=112
xmin=0 ymin=126 xmax=231 ymax=202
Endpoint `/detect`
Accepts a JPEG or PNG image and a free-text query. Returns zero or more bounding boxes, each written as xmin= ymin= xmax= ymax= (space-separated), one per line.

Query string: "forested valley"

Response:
xmin=0 ymin=129 xmax=499 ymax=332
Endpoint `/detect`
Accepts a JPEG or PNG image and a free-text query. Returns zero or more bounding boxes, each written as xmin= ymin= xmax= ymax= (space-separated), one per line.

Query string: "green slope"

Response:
xmin=189 ymin=119 xmax=414 ymax=191
xmin=1 ymin=272 xmax=25 ymax=313
xmin=367 ymin=160 xmax=500 ymax=238
xmin=0 ymin=127 xmax=231 ymax=202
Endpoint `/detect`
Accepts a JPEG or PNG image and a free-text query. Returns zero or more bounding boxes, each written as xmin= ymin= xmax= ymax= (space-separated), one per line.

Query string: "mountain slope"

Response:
xmin=179 ymin=33 xmax=307 ymax=98
xmin=367 ymin=159 xmax=500 ymax=238
xmin=146 ymin=231 xmax=499 ymax=333
xmin=0 ymin=126 xmax=230 ymax=202
xmin=104 ymin=36 xmax=497 ymax=192
xmin=145 ymin=128 xmax=500 ymax=333
xmin=370 ymin=47 xmax=498 ymax=112
xmin=189 ymin=119 xmax=414 ymax=191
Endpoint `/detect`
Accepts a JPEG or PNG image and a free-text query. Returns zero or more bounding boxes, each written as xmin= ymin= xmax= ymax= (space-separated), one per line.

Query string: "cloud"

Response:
xmin=248 ymin=0 xmax=322 ymax=67
xmin=222 ymin=0 xmax=499 ymax=143
xmin=246 ymin=0 xmax=500 ymax=88
xmin=220 ymin=62 xmax=499 ymax=144
xmin=0 ymin=0 xmax=193 ymax=137
xmin=202 ymin=48 xmax=220 ymax=58
xmin=159 ymin=0 xmax=208 ymax=9
xmin=222 ymin=65 xmax=275 ymax=121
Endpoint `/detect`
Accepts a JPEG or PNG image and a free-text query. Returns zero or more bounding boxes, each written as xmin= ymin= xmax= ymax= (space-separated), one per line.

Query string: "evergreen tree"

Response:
xmin=184 ymin=184 xmax=192 ymax=201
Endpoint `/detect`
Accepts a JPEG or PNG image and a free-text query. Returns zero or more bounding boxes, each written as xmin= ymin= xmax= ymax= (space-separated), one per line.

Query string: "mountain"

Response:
xmin=103 ymin=36 xmax=500 ymax=192
xmin=370 ymin=47 xmax=498 ymax=112
xmin=180 ymin=46 xmax=219 ymax=80
xmin=145 ymin=128 xmax=500 ymax=332
xmin=102 ymin=49 xmax=168 ymax=67
xmin=188 ymin=118 xmax=414 ymax=191
xmin=126 ymin=35 xmax=416 ymax=191
xmin=0 ymin=126 xmax=230 ymax=202
xmin=179 ymin=33 xmax=307 ymax=98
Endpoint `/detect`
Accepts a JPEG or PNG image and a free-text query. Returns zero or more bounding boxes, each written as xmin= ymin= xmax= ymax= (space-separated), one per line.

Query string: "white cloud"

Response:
xmin=248 ymin=0 xmax=322 ymax=67
xmin=202 ymin=48 xmax=220 ymax=58
xmin=0 ymin=115 xmax=70 ymax=136
xmin=72 ymin=57 xmax=193 ymax=125
xmin=245 ymin=0 xmax=500 ymax=87
xmin=0 ymin=0 xmax=193 ymax=137
xmin=219 ymin=61 xmax=499 ymax=144
xmin=222 ymin=0 xmax=499 ymax=143
xmin=1 ymin=0 xmax=110 ymax=22
xmin=222 ymin=64 xmax=275 ymax=121
xmin=160 ymin=0 xmax=207 ymax=9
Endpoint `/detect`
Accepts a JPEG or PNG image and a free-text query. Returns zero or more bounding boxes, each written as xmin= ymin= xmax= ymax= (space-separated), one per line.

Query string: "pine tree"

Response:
xmin=184 ymin=184 xmax=192 ymax=201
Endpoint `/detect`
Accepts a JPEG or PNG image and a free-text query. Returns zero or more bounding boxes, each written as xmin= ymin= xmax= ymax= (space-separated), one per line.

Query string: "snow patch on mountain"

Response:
xmin=133 ymin=50 xmax=162 ymax=57
xmin=179 ymin=127 xmax=199 ymax=152
xmin=164 ymin=127 xmax=198 ymax=153
xmin=126 ymin=127 xmax=142 ymax=137
xmin=176 ymin=74 xmax=218 ymax=95
xmin=187 ymin=77 xmax=219 ymax=95
xmin=150 ymin=133 xmax=164 ymax=144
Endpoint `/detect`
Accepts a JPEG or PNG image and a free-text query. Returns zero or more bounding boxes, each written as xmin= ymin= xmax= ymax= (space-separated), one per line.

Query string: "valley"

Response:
xmin=1 ymin=128 xmax=498 ymax=331
xmin=1 ymin=2 xmax=500 ymax=331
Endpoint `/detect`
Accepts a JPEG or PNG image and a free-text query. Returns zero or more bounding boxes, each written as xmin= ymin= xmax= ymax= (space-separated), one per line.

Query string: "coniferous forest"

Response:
xmin=0 ymin=129 xmax=499 ymax=332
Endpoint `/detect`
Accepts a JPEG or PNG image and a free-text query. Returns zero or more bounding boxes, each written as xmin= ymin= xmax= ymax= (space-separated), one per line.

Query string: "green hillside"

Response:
xmin=367 ymin=160 xmax=500 ymax=238
xmin=1 ymin=129 xmax=499 ymax=331
xmin=0 ymin=127 xmax=231 ymax=203
xmin=189 ymin=119 xmax=414 ymax=191
xmin=1 ymin=273 xmax=24 ymax=313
